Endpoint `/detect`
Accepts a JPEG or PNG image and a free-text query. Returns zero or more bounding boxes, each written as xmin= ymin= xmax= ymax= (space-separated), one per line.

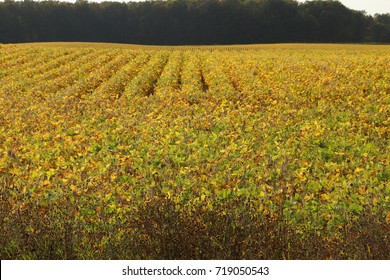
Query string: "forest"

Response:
xmin=0 ymin=0 xmax=390 ymax=46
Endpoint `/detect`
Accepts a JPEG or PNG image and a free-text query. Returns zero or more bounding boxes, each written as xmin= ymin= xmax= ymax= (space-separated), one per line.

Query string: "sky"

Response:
xmin=296 ymin=0 xmax=390 ymax=15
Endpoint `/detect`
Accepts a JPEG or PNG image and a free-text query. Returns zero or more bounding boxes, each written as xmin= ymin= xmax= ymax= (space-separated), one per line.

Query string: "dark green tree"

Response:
xmin=0 ymin=0 xmax=387 ymax=44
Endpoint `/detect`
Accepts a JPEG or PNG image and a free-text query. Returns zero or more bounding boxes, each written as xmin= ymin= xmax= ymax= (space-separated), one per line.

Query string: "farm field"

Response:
xmin=0 ymin=43 xmax=389 ymax=259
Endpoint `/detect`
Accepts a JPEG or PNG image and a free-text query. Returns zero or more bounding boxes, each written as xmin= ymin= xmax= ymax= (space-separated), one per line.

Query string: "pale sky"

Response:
xmin=296 ymin=0 xmax=390 ymax=15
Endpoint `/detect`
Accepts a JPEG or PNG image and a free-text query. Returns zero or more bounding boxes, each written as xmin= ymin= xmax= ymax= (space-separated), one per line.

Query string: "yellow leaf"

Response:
xmin=354 ymin=167 xmax=364 ymax=173
xmin=386 ymin=212 xmax=390 ymax=223
xmin=320 ymin=193 xmax=330 ymax=201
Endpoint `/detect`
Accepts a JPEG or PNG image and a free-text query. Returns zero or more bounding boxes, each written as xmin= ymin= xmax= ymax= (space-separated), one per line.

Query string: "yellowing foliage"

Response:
xmin=0 ymin=43 xmax=389 ymax=259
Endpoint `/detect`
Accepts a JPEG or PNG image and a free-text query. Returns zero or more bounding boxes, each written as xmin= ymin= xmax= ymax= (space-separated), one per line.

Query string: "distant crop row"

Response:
xmin=0 ymin=44 xmax=389 ymax=259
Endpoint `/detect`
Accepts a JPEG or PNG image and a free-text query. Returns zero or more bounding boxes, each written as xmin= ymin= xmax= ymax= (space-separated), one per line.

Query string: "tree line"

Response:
xmin=1 ymin=0 xmax=389 ymax=45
